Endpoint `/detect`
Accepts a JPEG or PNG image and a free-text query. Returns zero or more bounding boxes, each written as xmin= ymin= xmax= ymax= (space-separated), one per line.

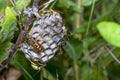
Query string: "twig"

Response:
xmin=64 ymin=67 xmax=73 ymax=80
xmin=92 ymin=47 xmax=104 ymax=64
xmin=105 ymin=47 xmax=120 ymax=64
xmin=0 ymin=0 xmax=40 ymax=71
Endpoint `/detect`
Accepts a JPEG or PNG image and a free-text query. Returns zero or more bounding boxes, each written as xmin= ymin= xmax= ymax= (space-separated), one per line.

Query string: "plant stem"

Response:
xmin=74 ymin=0 xmax=82 ymax=30
xmin=74 ymin=62 xmax=79 ymax=80
xmin=86 ymin=0 xmax=95 ymax=37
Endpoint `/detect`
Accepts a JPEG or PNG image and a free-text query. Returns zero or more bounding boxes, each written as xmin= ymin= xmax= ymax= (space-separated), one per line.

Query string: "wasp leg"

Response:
xmin=38 ymin=63 xmax=46 ymax=71
xmin=24 ymin=0 xmax=54 ymax=18
xmin=29 ymin=59 xmax=39 ymax=70
xmin=56 ymin=47 xmax=63 ymax=55
xmin=29 ymin=59 xmax=46 ymax=70
xmin=33 ymin=63 xmax=46 ymax=77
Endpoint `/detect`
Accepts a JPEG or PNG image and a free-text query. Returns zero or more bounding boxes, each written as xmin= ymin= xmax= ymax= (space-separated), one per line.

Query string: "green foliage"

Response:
xmin=0 ymin=42 xmax=12 ymax=63
xmin=0 ymin=0 xmax=120 ymax=80
xmin=64 ymin=37 xmax=82 ymax=61
xmin=82 ymin=0 xmax=98 ymax=6
xmin=0 ymin=0 xmax=31 ymax=64
xmin=0 ymin=6 xmax=16 ymax=63
xmin=13 ymin=51 xmax=36 ymax=80
xmin=57 ymin=0 xmax=80 ymax=13
xmin=16 ymin=0 xmax=31 ymax=11
xmin=0 ymin=0 xmax=7 ymax=14
xmin=97 ymin=22 xmax=120 ymax=47
xmin=0 ymin=7 xmax=17 ymax=42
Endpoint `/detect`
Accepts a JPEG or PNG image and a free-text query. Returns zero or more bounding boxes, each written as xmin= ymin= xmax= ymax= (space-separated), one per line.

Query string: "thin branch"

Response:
xmin=105 ymin=47 xmax=120 ymax=64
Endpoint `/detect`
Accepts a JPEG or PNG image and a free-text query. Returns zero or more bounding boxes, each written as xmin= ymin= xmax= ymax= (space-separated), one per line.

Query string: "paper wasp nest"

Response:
xmin=21 ymin=10 xmax=67 ymax=65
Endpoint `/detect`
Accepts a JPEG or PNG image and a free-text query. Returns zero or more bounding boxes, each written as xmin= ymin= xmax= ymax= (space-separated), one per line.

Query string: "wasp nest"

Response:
xmin=21 ymin=10 xmax=67 ymax=65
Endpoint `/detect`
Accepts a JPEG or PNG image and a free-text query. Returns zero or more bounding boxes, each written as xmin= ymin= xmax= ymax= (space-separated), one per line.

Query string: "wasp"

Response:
xmin=25 ymin=34 xmax=45 ymax=53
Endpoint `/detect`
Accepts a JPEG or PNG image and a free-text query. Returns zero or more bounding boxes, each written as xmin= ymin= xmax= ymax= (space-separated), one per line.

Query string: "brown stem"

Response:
xmin=74 ymin=62 xmax=80 ymax=80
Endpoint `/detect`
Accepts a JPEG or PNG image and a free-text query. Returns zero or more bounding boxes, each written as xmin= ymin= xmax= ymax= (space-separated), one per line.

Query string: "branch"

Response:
xmin=105 ymin=47 xmax=120 ymax=64
xmin=0 ymin=0 xmax=40 ymax=71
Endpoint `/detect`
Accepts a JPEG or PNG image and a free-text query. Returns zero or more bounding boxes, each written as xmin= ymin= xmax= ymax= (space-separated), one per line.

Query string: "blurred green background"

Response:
xmin=0 ymin=0 xmax=120 ymax=80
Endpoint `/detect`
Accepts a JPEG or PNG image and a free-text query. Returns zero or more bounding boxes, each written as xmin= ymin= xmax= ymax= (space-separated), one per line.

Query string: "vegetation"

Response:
xmin=0 ymin=0 xmax=120 ymax=80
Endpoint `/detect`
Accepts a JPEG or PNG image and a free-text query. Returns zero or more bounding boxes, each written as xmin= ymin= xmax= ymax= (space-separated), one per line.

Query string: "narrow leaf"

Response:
xmin=0 ymin=6 xmax=16 ymax=42
xmin=13 ymin=51 xmax=37 ymax=80
xmin=0 ymin=41 xmax=12 ymax=63
xmin=16 ymin=0 xmax=31 ymax=11
xmin=82 ymin=0 xmax=98 ymax=6
xmin=0 ymin=0 xmax=7 ymax=14
xmin=64 ymin=41 xmax=76 ymax=61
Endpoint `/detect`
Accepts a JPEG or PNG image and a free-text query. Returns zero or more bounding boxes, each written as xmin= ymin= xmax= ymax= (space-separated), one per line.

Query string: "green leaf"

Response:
xmin=45 ymin=60 xmax=67 ymax=79
xmin=14 ymin=60 xmax=34 ymax=80
xmin=103 ymin=48 xmax=120 ymax=67
xmin=13 ymin=51 xmax=39 ymax=80
xmin=57 ymin=0 xmax=73 ymax=9
xmin=0 ymin=6 xmax=16 ymax=43
xmin=0 ymin=0 xmax=7 ymax=14
xmin=16 ymin=0 xmax=31 ymax=12
xmin=43 ymin=69 xmax=55 ymax=80
xmin=0 ymin=41 xmax=12 ymax=63
xmin=63 ymin=37 xmax=82 ymax=61
xmin=82 ymin=0 xmax=98 ymax=6
xmin=64 ymin=41 xmax=76 ymax=61
xmin=107 ymin=63 xmax=120 ymax=80
xmin=97 ymin=21 xmax=120 ymax=47
xmin=92 ymin=64 xmax=108 ymax=80
xmin=57 ymin=0 xmax=80 ymax=13
xmin=0 ymin=0 xmax=31 ymax=42
xmin=81 ymin=64 xmax=92 ymax=80
xmin=10 ymin=0 xmax=31 ymax=15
